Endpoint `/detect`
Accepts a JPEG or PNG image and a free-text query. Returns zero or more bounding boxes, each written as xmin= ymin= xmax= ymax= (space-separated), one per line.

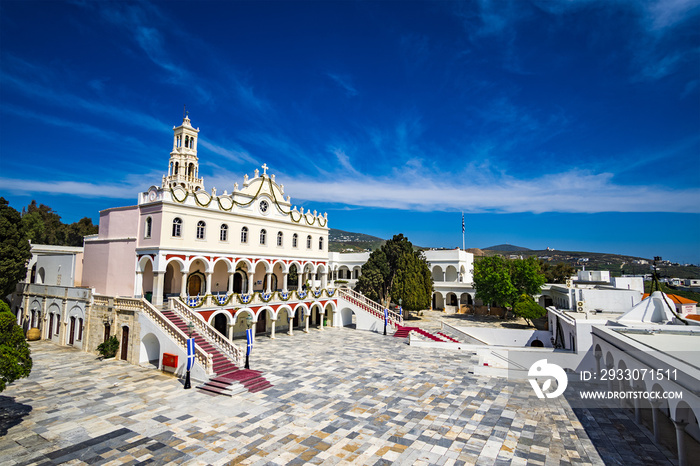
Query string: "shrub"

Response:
xmin=97 ymin=336 xmax=119 ymax=359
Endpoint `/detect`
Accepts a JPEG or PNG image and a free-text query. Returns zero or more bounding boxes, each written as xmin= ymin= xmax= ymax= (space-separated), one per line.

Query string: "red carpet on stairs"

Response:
xmin=160 ymin=309 xmax=272 ymax=396
xmin=393 ymin=325 xmax=452 ymax=342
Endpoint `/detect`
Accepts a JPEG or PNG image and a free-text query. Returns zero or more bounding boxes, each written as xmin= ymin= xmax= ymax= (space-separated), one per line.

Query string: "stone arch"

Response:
xmin=208 ymin=309 xmax=232 ymax=337
xmin=352 ymin=266 xmax=361 ymax=279
xmin=233 ymin=308 xmax=255 ymax=326
xmin=212 ymin=259 xmax=230 ymax=294
xmin=276 ymin=305 xmax=293 ymax=333
xmin=446 ymin=292 xmax=458 ymax=307
xmin=293 ymin=302 xmax=309 ymax=328
xmin=164 ymin=259 xmax=185 ymax=297
xmin=432 ymin=265 xmax=443 ymax=282
xmin=187 ymin=256 xmax=212 ymax=274
xmin=140 ymin=333 xmax=161 ymax=368
xmin=37 ymin=267 xmax=45 ymax=284
xmin=340 ymin=306 xmax=355 ymax=327
xmin=309 ymin=301 xmax=324 ymax=326
xmin=338 ymin=266 xmax=351 ymax=280
xmin=432 ymin=291 xmax=445 ymax=310
xmin=445 ymin=265 xmax=458 ymax=282
xmin=460 ymin=293 xmax=473 ymax=306
xmin=325 ymin=300 xmax=337 ymax=327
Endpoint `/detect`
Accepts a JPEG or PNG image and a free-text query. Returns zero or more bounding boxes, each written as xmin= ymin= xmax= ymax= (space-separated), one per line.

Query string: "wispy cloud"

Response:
xmin=278 ymin=168 xmax=700 ymax=214
xmin=326 ymin=73 xmax=359 ymax=97
xmin=199 ymin=140 xmax=258 ymax=165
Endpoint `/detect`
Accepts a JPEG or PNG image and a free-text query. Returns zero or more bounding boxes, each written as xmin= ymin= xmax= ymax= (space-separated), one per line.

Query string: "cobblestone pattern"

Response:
xmin=0 ymin=327 xmax=652 ymax=466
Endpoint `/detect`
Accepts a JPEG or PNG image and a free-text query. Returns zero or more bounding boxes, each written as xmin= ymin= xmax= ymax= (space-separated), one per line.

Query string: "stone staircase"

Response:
xmin=161 ymin=309 xmax=273 ymax=396
xmin=393 ymin=325 xmax=462 ymax=343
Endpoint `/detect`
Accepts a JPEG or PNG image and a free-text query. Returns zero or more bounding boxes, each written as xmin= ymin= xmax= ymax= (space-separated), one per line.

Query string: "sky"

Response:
xmin=1 ymin=0 xmax=699 ymax=263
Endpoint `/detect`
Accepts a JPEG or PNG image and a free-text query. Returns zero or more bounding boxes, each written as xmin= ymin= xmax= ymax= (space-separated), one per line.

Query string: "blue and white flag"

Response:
xmin=246 ymin=328 xmax=253 ymax=357
xmin=186 ymin=337 xmax=195 ymax=371
xmin=384 ymin=308 xmax=388 ymax=324
xmin=399 ymin=306 xmax=402 ymax=317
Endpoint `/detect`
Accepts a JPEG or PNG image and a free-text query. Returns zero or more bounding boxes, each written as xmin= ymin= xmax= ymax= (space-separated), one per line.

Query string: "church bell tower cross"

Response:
xmin=163 ymin=112 xmax=204 ymax=191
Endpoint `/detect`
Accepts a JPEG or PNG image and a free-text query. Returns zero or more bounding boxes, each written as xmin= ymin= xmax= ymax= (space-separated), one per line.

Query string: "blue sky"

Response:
xmin=1 ymin=1 xmax=699 ymax=263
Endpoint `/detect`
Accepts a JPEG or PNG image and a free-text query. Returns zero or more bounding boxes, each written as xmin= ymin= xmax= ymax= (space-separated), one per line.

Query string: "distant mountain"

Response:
xmin=329 ymin=228 xmax=385 ymax=253
xmin=484 ymin=244 xmax=532 ymax=252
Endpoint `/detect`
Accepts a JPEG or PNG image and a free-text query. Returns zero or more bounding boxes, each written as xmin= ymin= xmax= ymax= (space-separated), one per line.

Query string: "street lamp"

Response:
xmin=187 ymin=320 xmax=194 ymax=337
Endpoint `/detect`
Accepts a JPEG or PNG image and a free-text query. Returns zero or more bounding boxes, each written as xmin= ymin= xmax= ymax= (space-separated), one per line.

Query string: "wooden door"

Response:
xmin=69 ymin=317 xmax=75 ymax=345
xmin=48 ymin=314 xmax=54 ymax=338
xmin=188 ymin=275 xmax=201 ymax=296
xmin=120 ymin=326 xmax=129 ymax=360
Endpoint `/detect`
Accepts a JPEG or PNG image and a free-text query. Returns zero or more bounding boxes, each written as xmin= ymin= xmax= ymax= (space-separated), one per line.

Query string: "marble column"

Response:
xmin=270 ymin=319 xmax=276 ymax=339
xmin=180 ymin=271 xmax=188 ymax=298
xmin=282 ymin=273 xmax=288 ymax=293
xmin=673 ymin=419 xmax=688 ymax=466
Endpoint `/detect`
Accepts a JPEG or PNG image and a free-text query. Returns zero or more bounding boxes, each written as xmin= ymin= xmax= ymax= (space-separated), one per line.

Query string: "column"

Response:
xmin=319 ymin=311 xmax=324 ymax=331
xmin=134 ymin=271 xmax=143 ymax=298
xmin=247 ymin=273 xmax=254 ymax=294
xmin=228 ymin=272 xmax=234 ymax=294
xmin=304 ymin=314 xmax=309 ymax=333
xmin=288 ymin=315 xmax=293 ymax=336
xmin=270 ymin=319 xmax=276 ymax=339
xmin=265 ymin=273 xmax=272 ymax=294
xmin=321 ymin=272 xmax=327 ymax=290
xmin=651 ymin=400 xmax=662 ymax=444
xmin=282 ymin=273 xmax=288 ymax=293
xmin=180 ymin=271 xmax=188 ymax=297
xmin=297 ymin=273 xmax=303 ymax=291
xmin=606 ymin=364 xmax=614 ymax=391
xmin=205 ymin=271 xmax=213 ymax=295
xmin=227 ymin=323 xmax=234 ymax=341
xmin=673 ymin=419 xmax=688 ymax=466
xmin=633 ymin=396 xmax=642 ymax=424
xmin=153 ymin=271 xmax=165 ymax=307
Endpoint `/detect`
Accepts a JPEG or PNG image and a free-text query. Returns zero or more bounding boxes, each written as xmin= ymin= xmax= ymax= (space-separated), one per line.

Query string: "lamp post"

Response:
xmin=184 ymin=321 xmax=194 ymax=389
xmin=399 ymin=298 xmax=403 ymax=322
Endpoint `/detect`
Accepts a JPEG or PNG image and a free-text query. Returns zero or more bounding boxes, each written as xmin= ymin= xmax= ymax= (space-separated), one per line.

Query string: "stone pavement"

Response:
xmin=0 ymin=327 xmax=661 ymax=465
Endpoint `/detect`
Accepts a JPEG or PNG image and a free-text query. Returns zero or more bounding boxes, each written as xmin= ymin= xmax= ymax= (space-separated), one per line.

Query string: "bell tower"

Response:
xmin=163 ymin=113 xmax=204 ymax=191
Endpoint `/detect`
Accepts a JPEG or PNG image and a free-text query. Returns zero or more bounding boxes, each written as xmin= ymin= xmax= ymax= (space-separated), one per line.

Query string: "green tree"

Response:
xmin=473 ymin=256 xmax=519 ymax=308
xmin=355 ymin=234 xmax=433 ymax=313
xmin=24 ymin=200 xmax=65 ymax=245
xmin=540 ymin=261 xmax=575 ymax=284
xmin=473 ymin=256 xmax=546 ymax=313
xmin=512 ymin=294 xmax=547 ymax=326
xmin=0 ymin=198 xmax=32 ymax=301
xmin=0 ymin=300 xmax=33 ymax=392
xmin=63 ymin=217 xmax=99 ymax=247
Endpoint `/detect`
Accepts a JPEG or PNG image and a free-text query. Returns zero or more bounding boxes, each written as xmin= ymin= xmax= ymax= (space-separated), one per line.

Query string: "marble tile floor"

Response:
xmin=0 ymin=328 xmax=673 ymax=465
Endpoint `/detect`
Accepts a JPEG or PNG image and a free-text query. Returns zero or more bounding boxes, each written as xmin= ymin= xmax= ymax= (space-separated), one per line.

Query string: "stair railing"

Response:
xmin=92 ymin=295 xmax=214 ymax=375
xmin=337 ymin=288 xmax=404 ymax=327
xmin=170 ymin=297 xmax=244 ymax=367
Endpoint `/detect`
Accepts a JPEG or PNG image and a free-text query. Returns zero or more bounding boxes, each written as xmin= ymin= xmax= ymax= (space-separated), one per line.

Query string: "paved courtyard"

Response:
xmin=0 ymin=327 xmax=672 ymax=465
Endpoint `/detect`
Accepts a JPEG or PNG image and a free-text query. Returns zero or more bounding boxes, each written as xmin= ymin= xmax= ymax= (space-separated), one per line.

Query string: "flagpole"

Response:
xmin=462 ymin=212 xmax=465 ymax=251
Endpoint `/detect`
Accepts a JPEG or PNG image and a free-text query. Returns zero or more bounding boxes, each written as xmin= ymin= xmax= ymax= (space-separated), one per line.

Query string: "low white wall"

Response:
xmin=448 ymin=324 xmax=553 ymax=348
xmin=138 ymin=313 xmax=208 ymax=383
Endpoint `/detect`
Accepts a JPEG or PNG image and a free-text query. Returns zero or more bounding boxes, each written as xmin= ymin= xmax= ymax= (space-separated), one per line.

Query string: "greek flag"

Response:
xmin=462 ymin=213 xmax=465 ymax=233
xmin=186 ymin=337 xmax=195 ymax=371
xmin=384 ymin=308 xmax=388 ymax=324
xmin=246 ymin=328 xmax=253 ymax=357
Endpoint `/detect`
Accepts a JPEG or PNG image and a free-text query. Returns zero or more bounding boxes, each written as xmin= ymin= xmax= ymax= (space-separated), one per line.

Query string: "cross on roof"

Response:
xmin=261 ymin=163 xmax=268 ymax=175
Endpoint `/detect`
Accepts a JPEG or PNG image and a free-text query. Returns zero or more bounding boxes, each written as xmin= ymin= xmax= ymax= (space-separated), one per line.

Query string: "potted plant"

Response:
xmin=97 ymin=336 xmax=119 ymax=359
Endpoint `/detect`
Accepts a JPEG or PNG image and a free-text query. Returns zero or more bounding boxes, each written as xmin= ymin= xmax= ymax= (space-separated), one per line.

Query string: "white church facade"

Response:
xmin=81 ymin=116 xmax=338 ymax=341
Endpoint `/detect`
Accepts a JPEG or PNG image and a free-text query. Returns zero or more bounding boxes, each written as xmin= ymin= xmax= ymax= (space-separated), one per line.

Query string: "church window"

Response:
xmin=277 ymin=231 xmax=283 ymax=246
xmin=174 ymin=162 xmax=179 ymax=174
xmin=292 ymin=233 xmax=298 ymax=248
xmin=172 ymin=218 xmax=182 ymax=237
xmin=185 ymin=136 xmax=189 ymax=148
xmin=260 ymin=229 xmax=267 ymax=245
xmin=196 ymin=221 xmax=206 ymax=239
xmin=241 ymin=226 xmax=248 ymax=243
xmin=145 ymin=217 xmax=152 ymax=238
xmin=220 ymin=224 xmax=228 ymax=242
xmin=319 ymin=237 xmax=324 ymax=250
xmin=306 ymin=235 xmax=312 ymax=249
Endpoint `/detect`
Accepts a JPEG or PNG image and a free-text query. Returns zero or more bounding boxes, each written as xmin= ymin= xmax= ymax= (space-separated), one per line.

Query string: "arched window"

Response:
xmin=220 ymin=224 xmax=228 ymax=242
xmin=172 ymin=218 xmax=182 ymax=237
xmin=306 ymin=235 xmax=312 ymax=249
xmin=319 ymin=237 xmax=324 ymax=250
xmin=260 ymin=229 xmax=267 ymax=245
xmin=174 ymin=162 xmax=179 ymax=174
xmin=185 ymin=135 xmax=189 ymax=148
xmin=277 ymin=231 xmax=283 ymax=246
xmin=145 ymin=217 xmax=152 ymax=238
xmin=196 ymin=221 xmax=206 ymax=239
xmin=78 ymin=318 xmax=83 ymax=341
xmin=292 ymin=233 xmax=298 ymax=248
xmin=241 ymin=226 xmax=248 ymax=243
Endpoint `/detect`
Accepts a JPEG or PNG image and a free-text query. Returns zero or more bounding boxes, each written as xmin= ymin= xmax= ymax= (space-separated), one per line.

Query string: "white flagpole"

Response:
xmin=462 ymin=212 xmax=465 ymax=251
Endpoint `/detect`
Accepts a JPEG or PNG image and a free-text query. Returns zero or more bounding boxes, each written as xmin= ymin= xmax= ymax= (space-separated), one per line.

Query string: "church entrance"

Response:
xmin=188 ymin=273 xmax=204 ymax=296
xmin=213 ymin=314 xmax=227 ymax=337
xmin=255 ymin=311 xmax=267 ymax=335
xmin=120 ymin=326 xmax=129 ymax=360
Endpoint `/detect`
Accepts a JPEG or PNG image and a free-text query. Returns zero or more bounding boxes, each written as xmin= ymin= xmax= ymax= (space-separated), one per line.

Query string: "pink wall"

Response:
xmin=98 ymin=206 xmax=139 ymax=238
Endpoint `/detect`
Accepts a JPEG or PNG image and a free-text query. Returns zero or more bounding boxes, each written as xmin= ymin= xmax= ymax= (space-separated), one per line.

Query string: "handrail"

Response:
xmin=140 ymin=299 xmax=214 ymax=374
xmin=337 ymin=288 xmax=403 ymax=327
xmin=171 ymin=297 xmax=244 ymax=367
xmin=91 ymin=295 xmax=214 ymax=375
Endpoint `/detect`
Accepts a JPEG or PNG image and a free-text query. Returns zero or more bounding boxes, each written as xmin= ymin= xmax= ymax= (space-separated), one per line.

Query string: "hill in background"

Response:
xmin=329 ymin=229 xmax=700 ymax=279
